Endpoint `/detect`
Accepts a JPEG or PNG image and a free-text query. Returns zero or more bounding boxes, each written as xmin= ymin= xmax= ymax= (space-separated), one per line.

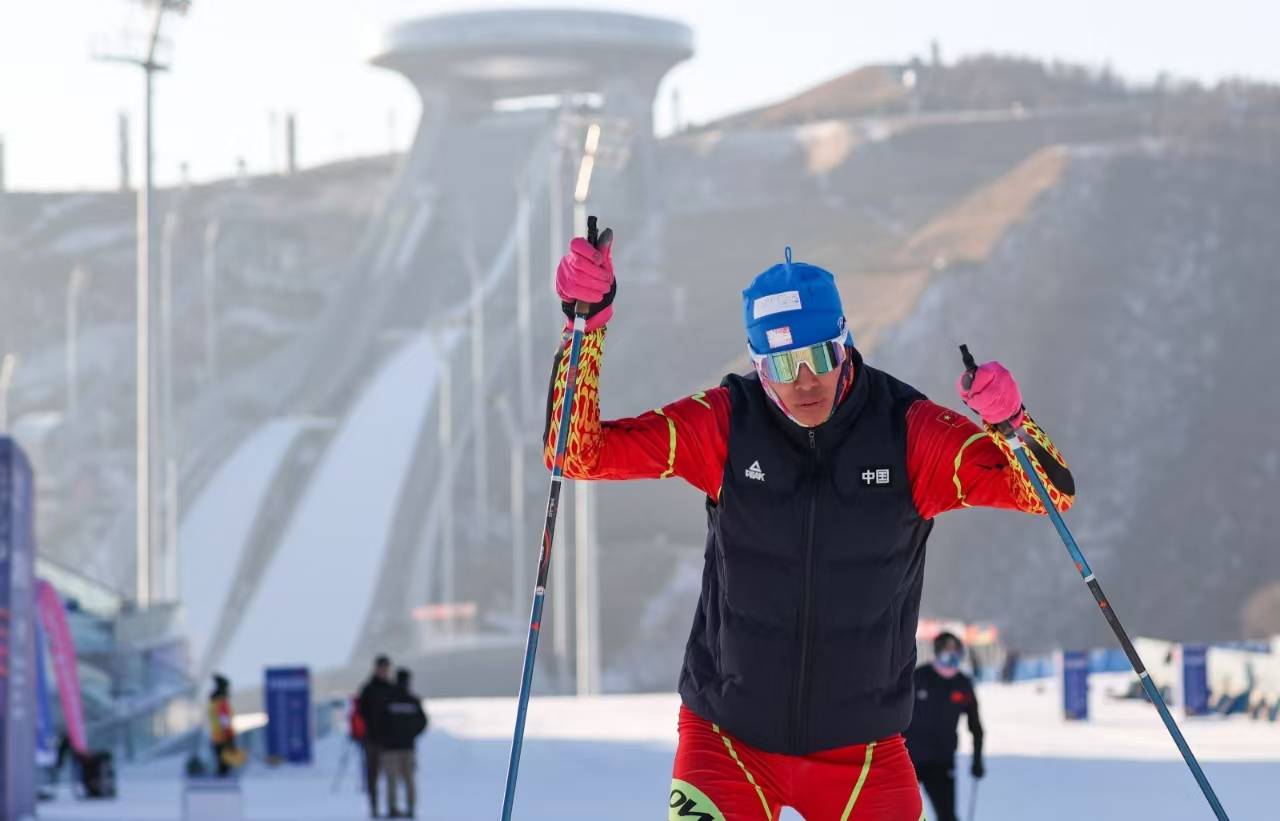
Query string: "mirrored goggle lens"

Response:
xmin=756 ymin=339 xmax=846 ymax=383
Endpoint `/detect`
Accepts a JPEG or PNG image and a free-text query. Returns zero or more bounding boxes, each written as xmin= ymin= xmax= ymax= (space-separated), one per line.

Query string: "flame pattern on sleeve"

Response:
xmin=544 ymin=327 xmax=606 ymax=478
xmin=987 ymin=412 xmax=1075 ymax=515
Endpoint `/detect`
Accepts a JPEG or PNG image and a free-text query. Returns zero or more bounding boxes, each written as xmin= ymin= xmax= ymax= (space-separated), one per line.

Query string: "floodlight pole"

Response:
xmin=97 ymin=0 xmax=189 ymax=609
xmin=0 ymin=354 xmax=17 ymax=433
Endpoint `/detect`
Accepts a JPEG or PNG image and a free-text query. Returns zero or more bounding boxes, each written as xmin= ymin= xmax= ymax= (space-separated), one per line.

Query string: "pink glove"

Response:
xmin=957 ymin=361 xmax=1024 ymax=427
xmin=555 ymin=237 xmax=615 ymax=331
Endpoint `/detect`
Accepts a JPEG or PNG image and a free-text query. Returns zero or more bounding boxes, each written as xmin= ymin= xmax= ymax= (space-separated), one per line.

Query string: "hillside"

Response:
xmin=3 ymin=53 xmax=1279 ymax=681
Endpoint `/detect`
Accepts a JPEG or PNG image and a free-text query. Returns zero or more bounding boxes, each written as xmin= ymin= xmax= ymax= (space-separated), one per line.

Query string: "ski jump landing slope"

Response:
xmin=214 ymin=332 xmax=455 ymax=686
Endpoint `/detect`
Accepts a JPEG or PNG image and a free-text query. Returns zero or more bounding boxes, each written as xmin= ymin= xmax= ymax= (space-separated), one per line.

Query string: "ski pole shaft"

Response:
xmin=959 ymin=345 xmax=1229 ymax=821
xmin=501 ymin=216 xmax=608 ymax=821
xmin=330 ymin=738 xmax=349 ymax=793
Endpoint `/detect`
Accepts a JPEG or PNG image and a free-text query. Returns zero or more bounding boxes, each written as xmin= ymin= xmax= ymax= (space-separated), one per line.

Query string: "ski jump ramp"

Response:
xmin=179 ymin=9 xmax=692 ymax=697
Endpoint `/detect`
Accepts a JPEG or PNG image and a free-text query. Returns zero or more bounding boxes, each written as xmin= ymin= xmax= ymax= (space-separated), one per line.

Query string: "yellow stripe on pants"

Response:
xmin=711 ymin=723 xmax=773 ymax=820
xmin=839 ymin=741 xmax=877 ymax=821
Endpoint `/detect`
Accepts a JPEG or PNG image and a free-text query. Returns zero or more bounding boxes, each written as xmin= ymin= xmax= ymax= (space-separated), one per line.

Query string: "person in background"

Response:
xmin=347 ymin=691 xmax=368 ymax=787
xmin=905 ymin=632 xmax=985 ymax=821
xmin=380 ymin=668 xmax=429 ymax=819
xmin=357 ymin=654 xmax=396 ymax=818
xmin=1000 ymin=647 xmax=1021 ymax=683
xmin=208 ymin=674 xmax=237 ymax=777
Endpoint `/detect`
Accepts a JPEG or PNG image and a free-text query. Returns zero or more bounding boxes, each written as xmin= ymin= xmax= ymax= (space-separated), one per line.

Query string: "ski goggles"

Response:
xmin=750 ymin=334 xmax=848 ymax=383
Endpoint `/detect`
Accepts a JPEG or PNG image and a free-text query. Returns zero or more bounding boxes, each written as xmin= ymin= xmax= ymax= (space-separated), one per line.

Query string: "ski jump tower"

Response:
xmin=372 ymin=8 xmax=693 ymax=131
xmin=272 ymin=9 xmax=691 ymax=696
xmin=179 ymin=11 xmax=695 ymax=699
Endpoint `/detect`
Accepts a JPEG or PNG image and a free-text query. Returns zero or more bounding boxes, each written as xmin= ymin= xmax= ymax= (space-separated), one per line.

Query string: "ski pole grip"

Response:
xmin=574 ymin=215 xmax=613 ymax=319
xmin=586 ymin=216 xmax=613 ymax=253
xmin=959 ymin=344 xmax=978 ymax=390
xmin=961 ymin=343 xmax=1019 ymax=438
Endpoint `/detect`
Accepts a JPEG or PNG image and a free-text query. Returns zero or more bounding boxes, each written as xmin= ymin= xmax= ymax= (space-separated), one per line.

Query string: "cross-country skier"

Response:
xmin=904 ymin=631 xmax=985 ymax=821
xmin=545 ymin=236 xmax=1075 ymax=820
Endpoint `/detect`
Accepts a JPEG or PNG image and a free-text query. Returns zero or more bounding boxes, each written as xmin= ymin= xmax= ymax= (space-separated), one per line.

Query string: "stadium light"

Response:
xmin=571 ymin=121 xmax=603 ymax=695
xmin=96 ymin=0 xmax=192 ymax=609
xmin=66 ymin=265 xmax=90 ymax=416
xmin=0 ymin=354 xmax=17 ymax=433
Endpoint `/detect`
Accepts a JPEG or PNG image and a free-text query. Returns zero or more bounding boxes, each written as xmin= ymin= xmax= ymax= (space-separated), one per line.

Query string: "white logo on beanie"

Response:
xmin=752 ymin=290 xmax=802 ymax=319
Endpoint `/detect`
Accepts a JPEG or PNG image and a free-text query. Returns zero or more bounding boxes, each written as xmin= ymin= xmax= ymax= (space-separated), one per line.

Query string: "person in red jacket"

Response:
xmin=207 ymin=674 xmax=238 ymax=777
xmin=358 ymin=655 xmax=396 ymax=818
xmin=546 ymin=237 xmax=1074 ymax=820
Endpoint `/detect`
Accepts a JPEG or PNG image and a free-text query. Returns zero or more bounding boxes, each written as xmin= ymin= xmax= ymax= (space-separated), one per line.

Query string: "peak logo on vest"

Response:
xmin=859 ymin=465 xmax=893 ymax=488
xmin=744 ymin=460 xmax=766 ymax=482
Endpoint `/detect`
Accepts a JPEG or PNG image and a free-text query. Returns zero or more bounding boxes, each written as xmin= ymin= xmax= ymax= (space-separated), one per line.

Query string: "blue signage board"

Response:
xmin=1182 ymin=644 xmax=1210 ymax=717
xmin=265 ymin=666 xmax=312 ymax=764
xmin=1 ymin=438 xmax=38 ymax=819
xmin=1062 ymin=649 xmax=1090 ymax=721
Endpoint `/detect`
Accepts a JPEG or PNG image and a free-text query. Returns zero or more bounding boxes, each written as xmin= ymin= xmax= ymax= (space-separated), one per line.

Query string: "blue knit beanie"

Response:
xmin=743 ymin=247 xmax=850 ymax=354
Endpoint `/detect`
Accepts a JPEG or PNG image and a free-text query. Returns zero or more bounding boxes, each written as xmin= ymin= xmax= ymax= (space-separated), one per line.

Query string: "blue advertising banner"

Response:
xmin=1182 ymin=644 xmax=1210 ymax=717
xmin=264 ymin=666 xmax=312 ymax=764
xmin=1062 ymin=649 xmax=1090 ymax=721
xmin=1 ymin=437 xmax=38 ymax=819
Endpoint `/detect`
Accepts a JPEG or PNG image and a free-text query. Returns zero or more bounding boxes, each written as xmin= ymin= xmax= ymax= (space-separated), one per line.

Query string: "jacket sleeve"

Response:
xmin=965 ymin=677 xmax=984 ymax=762
xmin=906 ymin=399 xmax=1076 ymax=519
xmin=355 ymin=685 xmax=370 ymax=723
xmin=207 ymin=703 xmax=221 ymax=743
xmin=543 ymin=327 xmax=731 ymax=501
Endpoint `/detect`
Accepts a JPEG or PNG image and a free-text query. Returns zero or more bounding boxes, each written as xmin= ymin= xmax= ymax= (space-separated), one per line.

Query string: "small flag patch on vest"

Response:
xmin=860 ymin=466 xmax=893 ymax=487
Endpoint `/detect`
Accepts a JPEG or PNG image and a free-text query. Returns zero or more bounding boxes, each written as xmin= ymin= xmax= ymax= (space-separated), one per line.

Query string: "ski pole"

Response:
xmin=959 ymin=344 xmax=1229 ymax=821
xmin=331 ymin=736 xmax=357 ymax=793
xmin=501 ymin=216 xmax=612 ymax=821
xmin=329 ymin=738 xmax=349 ymax=793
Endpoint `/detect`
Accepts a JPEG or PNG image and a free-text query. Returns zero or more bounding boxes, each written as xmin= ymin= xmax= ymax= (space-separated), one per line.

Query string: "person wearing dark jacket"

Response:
xmin=548 ymin=238 xmax=1072 ymax=817
xmin=380 ymin=669 xmax=428 ymax=819
xmin=905 ymin=632 xmax=985 ymax=821
xmin=357 ymin=655 xmax=395 ymax=818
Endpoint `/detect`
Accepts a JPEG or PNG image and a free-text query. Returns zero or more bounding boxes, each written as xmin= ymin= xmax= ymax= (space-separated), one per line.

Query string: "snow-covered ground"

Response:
xmin=40 ymin=675 xmax=1278 ymax=820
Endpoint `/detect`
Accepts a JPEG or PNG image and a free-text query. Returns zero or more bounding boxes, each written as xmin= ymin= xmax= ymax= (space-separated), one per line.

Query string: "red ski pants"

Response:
xmin=670 ymin=706 xmax=924 ymax=820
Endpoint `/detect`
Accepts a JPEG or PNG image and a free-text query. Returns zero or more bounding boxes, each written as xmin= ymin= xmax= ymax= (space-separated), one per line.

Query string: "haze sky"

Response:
xmin=1 ymin=0 xmax=1276 ymax=191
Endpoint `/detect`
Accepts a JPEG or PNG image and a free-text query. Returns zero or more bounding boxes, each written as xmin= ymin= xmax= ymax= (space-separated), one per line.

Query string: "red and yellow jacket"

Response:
xmin=544 ymin=328 xmax=1073 ymax=518
xmin=208 ymin=697 xmax=234 ymax=745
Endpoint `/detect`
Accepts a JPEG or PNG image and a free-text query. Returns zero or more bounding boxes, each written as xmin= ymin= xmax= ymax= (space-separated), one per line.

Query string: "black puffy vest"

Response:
xmin=678 ymin=350 xmax=932 ymax=754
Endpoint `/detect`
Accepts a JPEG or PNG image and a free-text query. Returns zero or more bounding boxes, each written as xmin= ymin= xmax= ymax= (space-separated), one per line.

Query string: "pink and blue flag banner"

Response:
xmin=35 ymin=578 xmax=88 ymax=755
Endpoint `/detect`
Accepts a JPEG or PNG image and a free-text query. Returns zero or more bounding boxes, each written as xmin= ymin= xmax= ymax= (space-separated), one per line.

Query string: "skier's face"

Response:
xmin=764 ymin=360 xmax=844 ymax=427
